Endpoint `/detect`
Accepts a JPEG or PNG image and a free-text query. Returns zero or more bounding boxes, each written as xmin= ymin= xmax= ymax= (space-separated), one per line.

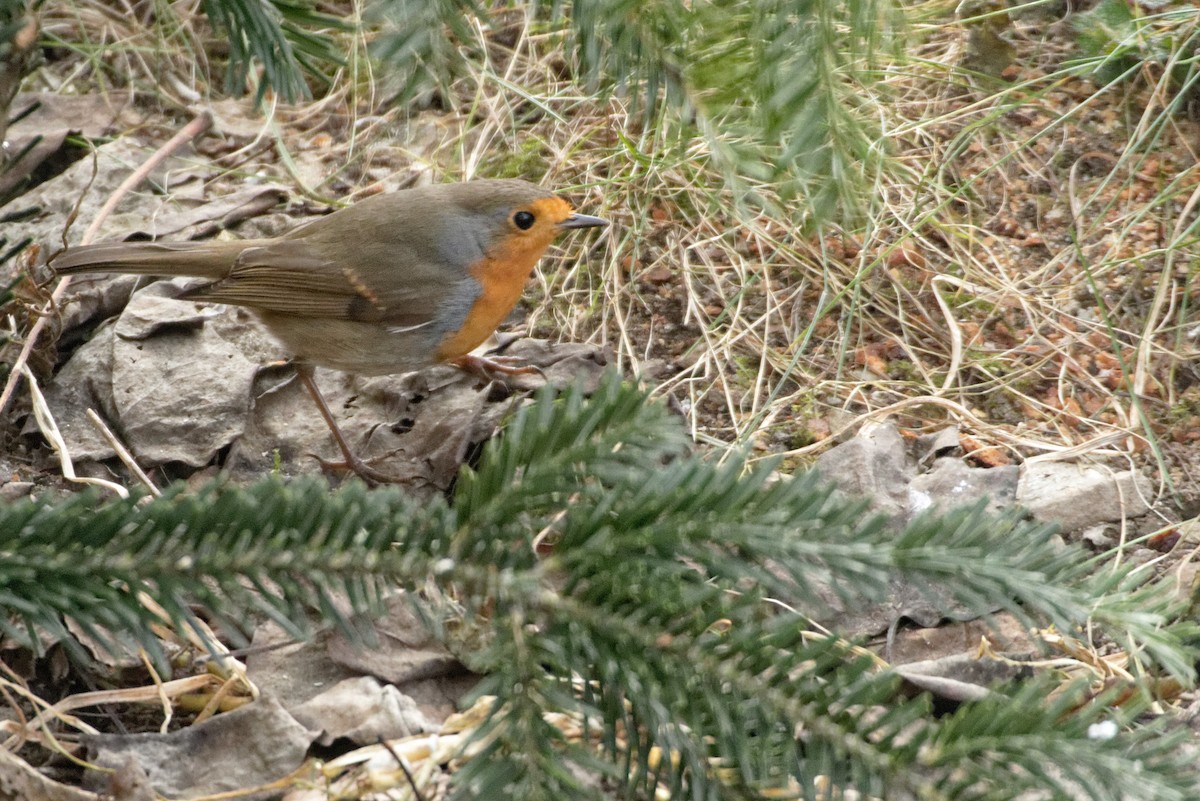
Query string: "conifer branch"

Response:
xmin=193 ymin=0 xmax=890 ymax=219
xmin=1 ymin=373 xmax=1195 ymax=798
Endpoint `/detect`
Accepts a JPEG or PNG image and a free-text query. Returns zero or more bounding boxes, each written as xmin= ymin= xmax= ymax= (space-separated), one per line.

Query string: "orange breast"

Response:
xmin=433 ymin=207 xmax=566 ymax=360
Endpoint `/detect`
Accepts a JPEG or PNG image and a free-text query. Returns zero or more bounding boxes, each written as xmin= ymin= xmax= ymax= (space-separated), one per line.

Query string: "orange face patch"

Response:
xmin=434 ymin=197 xmax=575 ymax=360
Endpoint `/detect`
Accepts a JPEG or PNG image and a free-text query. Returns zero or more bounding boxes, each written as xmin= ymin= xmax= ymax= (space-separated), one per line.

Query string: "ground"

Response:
xmin=2 ymin=1 xmax=1200 ymax=798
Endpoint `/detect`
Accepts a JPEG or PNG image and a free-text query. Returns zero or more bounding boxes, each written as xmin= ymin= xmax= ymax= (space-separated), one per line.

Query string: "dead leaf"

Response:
xmin=640 ymin=264 xmax=673 ymax=285
xmin=291 ymin=676 xmax=434 ymax=746
xmin=83 ymin=695 xmax=314 ymax=799
xmin=959 ymin=434 xmax=1010 ymax=467
xmin=0 ymin=746 xmax=100 ymax=801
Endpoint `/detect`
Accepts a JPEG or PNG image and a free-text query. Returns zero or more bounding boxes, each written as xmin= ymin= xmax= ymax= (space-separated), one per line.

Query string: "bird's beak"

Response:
xmin=559 ymin=213 xmax=608 ymax=229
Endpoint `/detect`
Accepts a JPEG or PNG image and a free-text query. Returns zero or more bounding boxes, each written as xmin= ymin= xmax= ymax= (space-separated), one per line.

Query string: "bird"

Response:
xmin=50 ymin=178 xmax=608 ymax=483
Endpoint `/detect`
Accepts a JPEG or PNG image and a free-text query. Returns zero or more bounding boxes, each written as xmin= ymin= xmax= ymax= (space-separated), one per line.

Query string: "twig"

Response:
xmin=81 ymin=112 xmax=215 ymax=246
xmin=137 ymin=650 xmax=174 ymax=735
xmin=379 ymin=737 xmax=429 ymax=801
xmin=85 ymin=408 xmax=161 ymax=497
xmin=134 ymin=591 xmax=257 ymax=700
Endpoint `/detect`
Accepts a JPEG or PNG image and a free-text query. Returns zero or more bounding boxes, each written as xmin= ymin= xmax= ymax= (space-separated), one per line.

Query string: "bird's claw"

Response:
xmin=307 ymin=451 xmax=401 ymax=486
xmin=452 ymin=354 xmax=546 ymax=384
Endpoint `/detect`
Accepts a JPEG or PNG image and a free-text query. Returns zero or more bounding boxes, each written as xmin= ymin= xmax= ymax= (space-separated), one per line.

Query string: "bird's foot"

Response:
xmin=308 ymin=452 xmax=402 ymax=487
xmin=452 ymin=354 xmax=546 ymax=385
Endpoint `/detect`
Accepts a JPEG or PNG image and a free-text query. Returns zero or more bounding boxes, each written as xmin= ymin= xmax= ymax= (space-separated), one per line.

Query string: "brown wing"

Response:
xmin=182 ymin=238 xmax=447 ymax=328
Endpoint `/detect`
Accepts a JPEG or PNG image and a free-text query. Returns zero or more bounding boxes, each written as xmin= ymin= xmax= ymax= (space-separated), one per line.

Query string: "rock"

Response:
xmin=1080 ymin=524 xmax=1118 ymax=550
xmin=109 ymin=285 xmax=266 ymax=466
xmin=1016 ymin=462 xmax=1152 ymax=534
xmin=246 ymin=593 xmax=478 ymax=727
xmin=909 ymin=458 xmax=1019 ymax=518
xmin=815 ymin=422 xmax=911 ymax=521
xmin=0 ymin=481 xmax=34 ymax=501
xmin=816 ymin=421 xmax=1019 ymax=524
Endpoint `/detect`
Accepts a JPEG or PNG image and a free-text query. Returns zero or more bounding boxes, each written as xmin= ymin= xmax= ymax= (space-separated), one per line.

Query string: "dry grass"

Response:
xmin=446 ymin=3 xmax=1200 ymax=511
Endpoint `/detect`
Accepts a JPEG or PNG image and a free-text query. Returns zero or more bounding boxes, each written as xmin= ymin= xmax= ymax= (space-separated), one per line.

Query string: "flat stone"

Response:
xmin=1017 ymin=462 xmax=1152 ymax=534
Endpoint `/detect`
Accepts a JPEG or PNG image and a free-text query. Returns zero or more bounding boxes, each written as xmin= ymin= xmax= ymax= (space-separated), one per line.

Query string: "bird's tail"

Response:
xmin=50 ymin=240 xmax=258 ymax=281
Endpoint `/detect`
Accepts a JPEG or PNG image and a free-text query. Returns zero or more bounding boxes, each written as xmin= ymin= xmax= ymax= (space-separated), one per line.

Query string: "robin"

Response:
xmin=51 ymin=178 xmax=608 ymax=483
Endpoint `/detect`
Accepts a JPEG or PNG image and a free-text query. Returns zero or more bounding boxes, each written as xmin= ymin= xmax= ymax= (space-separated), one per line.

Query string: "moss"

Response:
xmin=1166 ymin=387 xmax=1200 ymax=424
xmin=889 ymin=358 xmax=919 ymax=381
xmin=481 ymin=138 xmax=551 ymax=180
xmin=787 ymin=428 xmax=817 ymax=450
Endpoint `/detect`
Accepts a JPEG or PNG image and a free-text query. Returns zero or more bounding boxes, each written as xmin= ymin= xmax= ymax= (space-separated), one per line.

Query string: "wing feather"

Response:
xmin=182 ymin=241 xmax=443 ymax=328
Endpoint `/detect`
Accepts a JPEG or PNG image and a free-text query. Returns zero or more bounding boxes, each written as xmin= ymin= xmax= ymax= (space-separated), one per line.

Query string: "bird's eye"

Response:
xmin=513 ymin=210 xmax=536 ymax=230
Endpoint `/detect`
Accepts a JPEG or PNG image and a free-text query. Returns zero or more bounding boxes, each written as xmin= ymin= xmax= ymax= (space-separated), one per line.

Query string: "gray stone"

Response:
xmin=909 ymin=458 xmax=1019 ymax=518
xmin=815 ymin=421 xmax=911 ymax=521
xmin=1017 ymin=462 xmax=1152 ymax=533
xmin=1080 ymin=524 xmax=1118 ymax=550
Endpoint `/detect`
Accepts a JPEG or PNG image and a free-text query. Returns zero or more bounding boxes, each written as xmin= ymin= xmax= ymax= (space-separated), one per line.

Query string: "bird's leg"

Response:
xmin=295 ymin=364 xmax=399 ymax=485
xmin=451 ymin=354 xmax=546 ymax=383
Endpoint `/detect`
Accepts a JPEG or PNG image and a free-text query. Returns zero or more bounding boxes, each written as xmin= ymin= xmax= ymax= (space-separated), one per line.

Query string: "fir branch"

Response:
xmin=367 ymin=0 xmax=484 ymax=103
xmin=199 ymin=0 xmax=347 ymax=102
xmin=923 ymin=680 xmax=1195 ymax=801
xmin=87 ymin=0 xmax=893 ymax=219
xmin=562 ymin=0 xmax=892 ymax=219
xmin=1 ymin=373 xmax=1196 ymax=798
